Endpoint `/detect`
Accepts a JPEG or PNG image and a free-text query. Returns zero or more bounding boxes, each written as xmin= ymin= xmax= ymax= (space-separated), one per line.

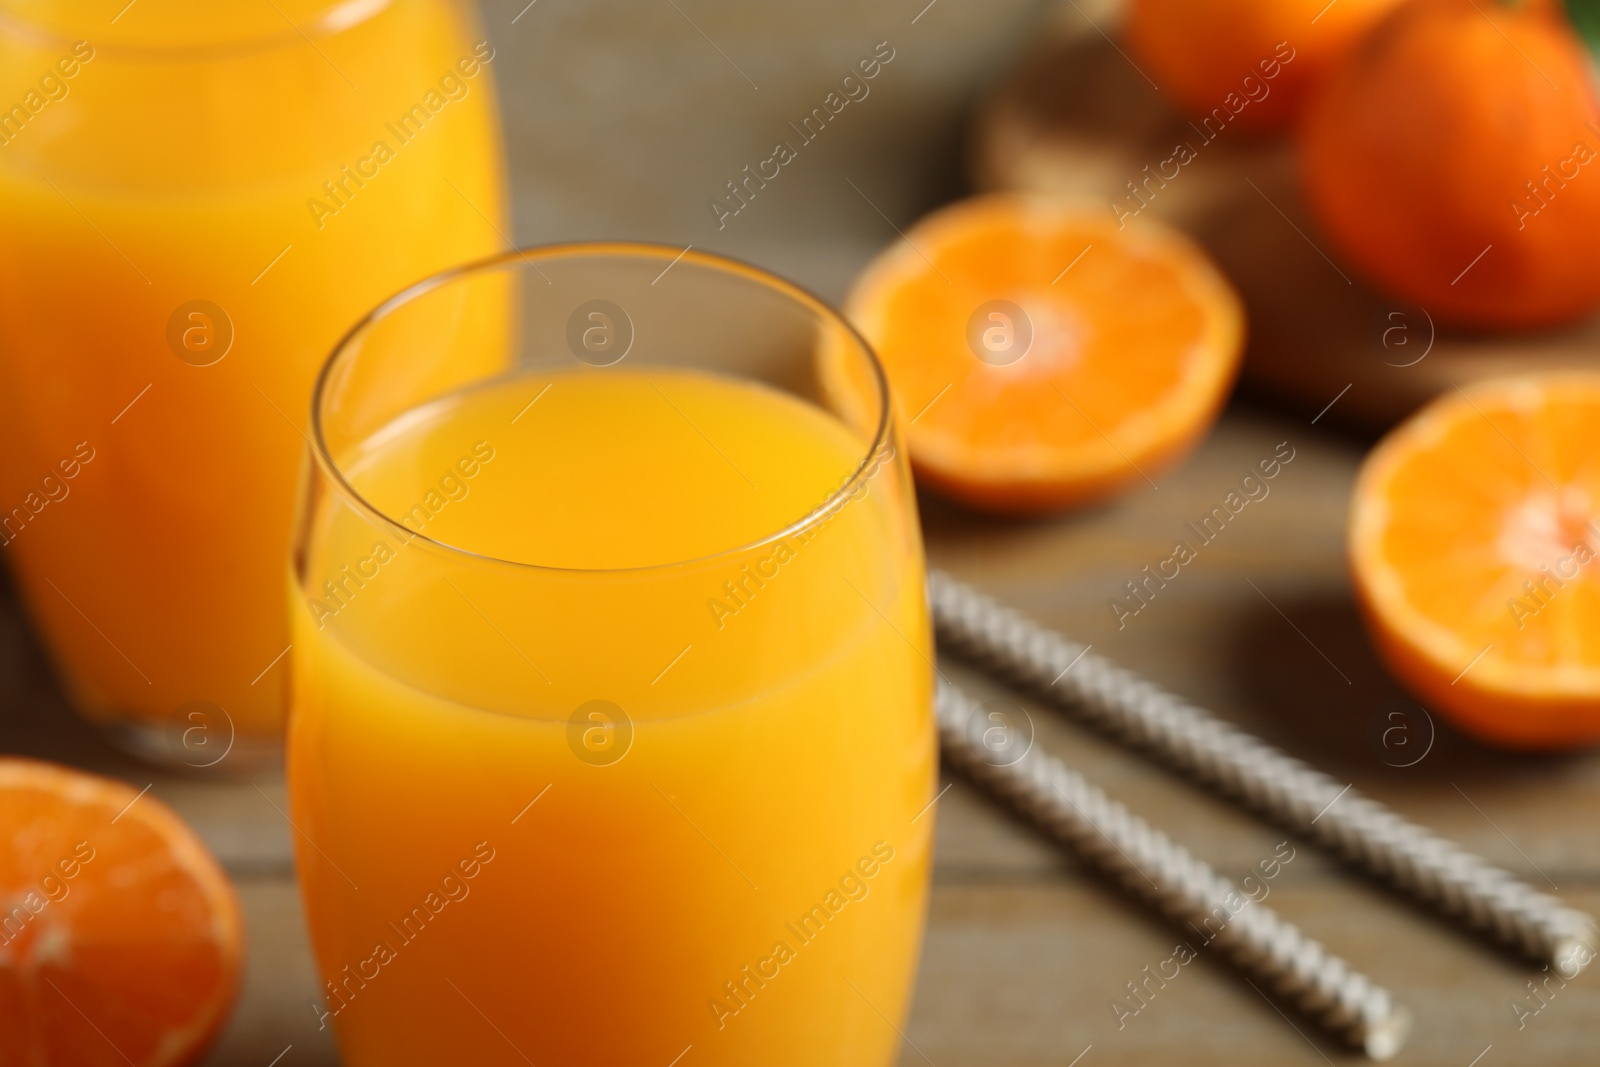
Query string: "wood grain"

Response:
xmin=7 ymin=407 xmax=1599 ymax=1066
xmin=970 ymin=16 xmax=1600 ymax=430
xmin=5 ymin=2 xmax=1600 ymax=1064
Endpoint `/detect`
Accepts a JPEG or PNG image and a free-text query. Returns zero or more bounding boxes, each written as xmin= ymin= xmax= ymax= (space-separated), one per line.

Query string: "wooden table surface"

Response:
xmin=11 ymin=405 xmax=1599 ymax=1067
xmin=7 ymin=1 xmax=1600 ymax=1064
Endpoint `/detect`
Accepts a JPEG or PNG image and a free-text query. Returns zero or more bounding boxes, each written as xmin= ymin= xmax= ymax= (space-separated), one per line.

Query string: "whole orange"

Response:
xmin=1124 ymin=0 xmax=1404 ymax=135
xmin=1300 ymin=0 xmax=1600 ymax=330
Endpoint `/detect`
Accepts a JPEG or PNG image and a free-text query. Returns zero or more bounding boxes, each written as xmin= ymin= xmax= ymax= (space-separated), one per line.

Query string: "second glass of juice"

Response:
xmin=288 ymin=245 xmax=935 ymax=1064
xmin=0 ymin=0 xmax=506 ymax=762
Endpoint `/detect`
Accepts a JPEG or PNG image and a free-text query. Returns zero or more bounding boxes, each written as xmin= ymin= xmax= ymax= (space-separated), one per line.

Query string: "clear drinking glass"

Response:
xmin=288 ymin=244 xmax=935 ymax=1065
xmin=0 ymin=0 xmax=506 ymax=764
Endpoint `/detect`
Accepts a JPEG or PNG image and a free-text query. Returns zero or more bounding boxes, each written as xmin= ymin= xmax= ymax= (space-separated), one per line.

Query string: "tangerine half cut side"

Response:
xmin=834 ymin=194 xmax=1244 ymax=514
xmin=0 ymin=758 xmax=243 ymax=1066
xmin=1350 ymin=374 xmax=1600 ymax=749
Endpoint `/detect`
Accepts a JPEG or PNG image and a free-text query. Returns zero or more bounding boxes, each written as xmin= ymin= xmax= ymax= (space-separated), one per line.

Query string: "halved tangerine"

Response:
xmin=1350 ymin=375 xmax=1600 ymax=749
xmin=0 ymin=758 xmax=243 ymax=1065
xmin=834 ymin=194 xmax=1244 ymax=513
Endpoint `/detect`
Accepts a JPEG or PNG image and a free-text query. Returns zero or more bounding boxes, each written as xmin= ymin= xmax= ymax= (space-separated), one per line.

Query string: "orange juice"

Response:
xmin=0 ymin=0 xmax=505 ymax=748
xmin=289 ymin=367 xmax=935 ymax=1066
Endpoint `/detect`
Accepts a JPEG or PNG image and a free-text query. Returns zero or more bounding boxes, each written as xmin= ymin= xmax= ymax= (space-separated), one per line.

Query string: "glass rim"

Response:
xmin=308 ymin=240 xmax=896 ymax=577
xmin=0 ymin=0 xmax=393 ymax=60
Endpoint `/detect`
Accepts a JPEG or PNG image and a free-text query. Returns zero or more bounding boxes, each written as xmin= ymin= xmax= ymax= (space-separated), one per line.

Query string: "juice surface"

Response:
xmin=290 ymin=367 xmax=935 ymax=1066
xmin=0 ymin=0 xmax=505 ymax=739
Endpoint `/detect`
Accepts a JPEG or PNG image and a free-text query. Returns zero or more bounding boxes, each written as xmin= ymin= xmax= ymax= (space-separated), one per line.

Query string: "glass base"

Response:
xmin=100 ymin=715 xmax=284 ymax=775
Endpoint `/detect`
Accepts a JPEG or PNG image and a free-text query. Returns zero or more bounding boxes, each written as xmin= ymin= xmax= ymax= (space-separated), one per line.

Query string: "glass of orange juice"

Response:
xmin=287 ymin=244 xmax=936 ymax=1065
xmin=0 ymin=0 xmax=505 ymax=764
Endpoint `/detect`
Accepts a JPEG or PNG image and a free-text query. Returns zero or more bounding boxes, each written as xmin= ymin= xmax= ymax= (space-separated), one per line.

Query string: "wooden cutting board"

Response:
xmin=969 ymin=18 xmax=1600 ymax=430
